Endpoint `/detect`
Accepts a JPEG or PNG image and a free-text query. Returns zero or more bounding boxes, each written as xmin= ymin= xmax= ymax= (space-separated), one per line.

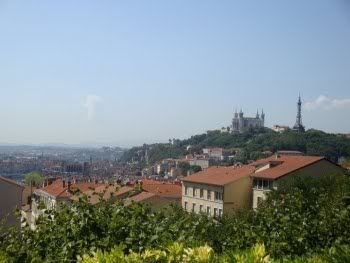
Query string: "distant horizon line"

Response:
xmin=0 ymin=127 xmax=349 ymax=149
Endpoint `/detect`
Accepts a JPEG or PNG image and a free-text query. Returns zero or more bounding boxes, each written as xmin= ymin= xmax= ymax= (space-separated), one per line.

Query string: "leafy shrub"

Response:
xmin=1 ymin=174 xmax=350 ymax=262
xmin=80 ymin=243 xmax=267 ymax=263
xmin=323 ymin=245 xmax=350 ymax=263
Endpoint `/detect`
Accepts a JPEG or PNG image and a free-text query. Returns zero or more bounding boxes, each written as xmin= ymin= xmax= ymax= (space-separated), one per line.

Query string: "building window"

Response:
xmin=185 ymin=186 xmax=188 ymax=195
xmin=214 ymin=208 xmax=218 ymax=217
xmin=200 ymin=188 xmax=204 ymax=198
xmin=207 ymin=190 xmax=211 ymax=200
xmin=254 ymin=179 xmax=272 ymax=190
xmin=193 ymin=187 xmax=196 ymax=197
xmin=184 ymin=202 xmax=188 ymax=211
xmin=192 ymin=203 xmax=196 ymax=212
xmin=263 ymin=180 xmax=268 ymax=189
xmin=215 ymin=191 xmax=223 ymax=201
xmin=199 ymin=205 xmax=203 ymax=213
xmin=218 ymin=209 xmax=223 ymax=217
xmin=207 ymin=206 xmax=211 ymax=216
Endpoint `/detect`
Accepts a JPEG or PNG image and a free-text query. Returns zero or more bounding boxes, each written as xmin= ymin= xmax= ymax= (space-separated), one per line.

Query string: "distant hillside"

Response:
xmin=120 ymin=128 xmax=350 ymax=165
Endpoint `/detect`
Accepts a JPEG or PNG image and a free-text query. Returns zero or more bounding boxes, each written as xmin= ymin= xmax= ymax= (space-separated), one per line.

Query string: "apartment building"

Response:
xmin=182 ymin=155 xmax=344 ymax=215
xmin=182 ymin=166 xmax=253 ymax=217
xmin=250 ymin=155 xmax=344 ymax=208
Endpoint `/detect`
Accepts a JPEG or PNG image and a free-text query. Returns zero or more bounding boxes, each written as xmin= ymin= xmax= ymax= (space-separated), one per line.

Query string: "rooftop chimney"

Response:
xmin=68 ymin=181 xmax=72 ymax=192
xmin=62 ymin=180 xmax=66 ymax=188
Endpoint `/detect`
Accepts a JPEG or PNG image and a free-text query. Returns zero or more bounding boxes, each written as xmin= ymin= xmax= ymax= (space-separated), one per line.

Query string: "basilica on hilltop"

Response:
xmin=231 ymin=109 xmax=265 ymax=133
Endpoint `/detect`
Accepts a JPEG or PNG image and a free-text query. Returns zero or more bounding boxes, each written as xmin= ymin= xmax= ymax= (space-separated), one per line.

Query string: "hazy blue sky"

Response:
xmin=1 ymin=1 xmax=350 ymax=147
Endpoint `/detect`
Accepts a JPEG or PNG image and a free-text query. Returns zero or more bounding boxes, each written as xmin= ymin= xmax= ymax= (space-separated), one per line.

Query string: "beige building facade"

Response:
xmin=182 ymin=165 xmax=254 ymax=217
xmin=182 ymin=182 xmax=224 ymax=217
xmin=182 ymin=155 xmax=345 ymax=214
xmin=0 ymin=176 xmax=24 ymax=226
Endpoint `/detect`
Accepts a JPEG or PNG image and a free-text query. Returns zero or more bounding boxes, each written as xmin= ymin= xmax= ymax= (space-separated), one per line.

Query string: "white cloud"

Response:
xmin=304 ymin=95 xmax=350 ymax=111
xmin=83 ymin=95 xmax=102 ymax=120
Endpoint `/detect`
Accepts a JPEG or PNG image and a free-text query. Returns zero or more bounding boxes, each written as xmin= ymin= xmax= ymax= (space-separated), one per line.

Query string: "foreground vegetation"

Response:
xmin=80 ymin=243 xmax=350 ymax=263
xmin=0 ymin=174 xmax=350 ymax=262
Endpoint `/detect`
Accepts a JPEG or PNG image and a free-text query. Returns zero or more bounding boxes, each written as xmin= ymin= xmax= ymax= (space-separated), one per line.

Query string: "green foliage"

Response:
xmin=178 ymin=162 xmax=191 ymax=176
xmin=83 ymin=243 xmax=347 ymax=263
xmin=191 ymin=165 xmax=202 ymax=173
xmin=233 ymin=150 xmax=249 ymax=163
xmin=323 ymin=245 xmax=350 ymax=263
xmin=120 ymin=144 xmax=184 ymax=165
xmin=122 ymin=128 xmax=350 ymax=165
xmin=178 ymin=163 xmax=202 ymax=176
xmin=0 ymin=199 xmax=216 ymax=262
xmin=1 ymin=174 xmax=350 ymax=262
xmin=81 ymin=243 xmax=269 ymax=263
xmin=212 ymin=174 xmax=350 ymax=257
xmin=221 ymin=244 xmax=271 ymax=263
xmin=24 ymin=171 xmax=44 ymax=187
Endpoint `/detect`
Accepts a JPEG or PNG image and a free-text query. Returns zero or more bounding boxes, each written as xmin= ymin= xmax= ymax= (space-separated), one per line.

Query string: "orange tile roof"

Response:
xmin=182 ymin=155 xmax=327 ymax=185
xmin=128 ymin=191 xmax=156 ymax=203
xmin=182 ymin=165 xmax=254 ymax=186
xmin=35 ymin=179 xmax=106 ymax=199
xmin=142 ymin=182 xmax=181 ymax=198
xmin=75 ymin=185 xmax=133 ymax=205
xmin=142 ymin=179 xmax=163 ymax=185
xmin=251 ymin=155 xmax=325 ymax=179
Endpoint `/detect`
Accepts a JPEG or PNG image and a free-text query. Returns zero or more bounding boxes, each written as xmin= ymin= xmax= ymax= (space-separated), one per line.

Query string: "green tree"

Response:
xmin=25 ymin=172 xmax=44 ymax=187
xmin=191 ymin=165 xmax=202 ymax=173
xmin=178 ymin=162 xmax=191 ymax=176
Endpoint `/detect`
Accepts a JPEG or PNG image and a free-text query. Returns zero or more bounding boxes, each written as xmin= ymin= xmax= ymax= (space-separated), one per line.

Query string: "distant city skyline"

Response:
xmin=1 ymin=1 xmax=350 ymax=147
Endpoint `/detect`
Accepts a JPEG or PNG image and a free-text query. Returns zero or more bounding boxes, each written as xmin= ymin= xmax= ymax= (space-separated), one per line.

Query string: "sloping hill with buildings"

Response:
xmin=121 ymin=128 xmax=350 ymax=166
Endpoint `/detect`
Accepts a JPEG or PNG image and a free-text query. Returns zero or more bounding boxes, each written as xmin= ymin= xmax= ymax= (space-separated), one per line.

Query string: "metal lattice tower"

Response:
xmin=293 ymin=95 xmax=305 ymax=132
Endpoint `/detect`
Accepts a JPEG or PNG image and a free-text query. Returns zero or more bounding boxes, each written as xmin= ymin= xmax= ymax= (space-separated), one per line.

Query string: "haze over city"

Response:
xmin=1 ymin=0 xmax=350 ymax=147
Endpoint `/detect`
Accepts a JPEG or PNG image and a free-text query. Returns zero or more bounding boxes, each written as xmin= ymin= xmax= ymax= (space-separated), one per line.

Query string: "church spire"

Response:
xmin=239 ymin=108 xmax=243 ymax=118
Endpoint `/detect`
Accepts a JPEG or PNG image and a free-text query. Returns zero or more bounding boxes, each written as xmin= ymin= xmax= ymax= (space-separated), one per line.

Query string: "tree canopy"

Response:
xmin=121 ymin=129 xmax=350 ymax=165
xmin=1 ymin=173 xmax=350 ymax=262
xmin=24 ymin=172 xmax=44 ymax=187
